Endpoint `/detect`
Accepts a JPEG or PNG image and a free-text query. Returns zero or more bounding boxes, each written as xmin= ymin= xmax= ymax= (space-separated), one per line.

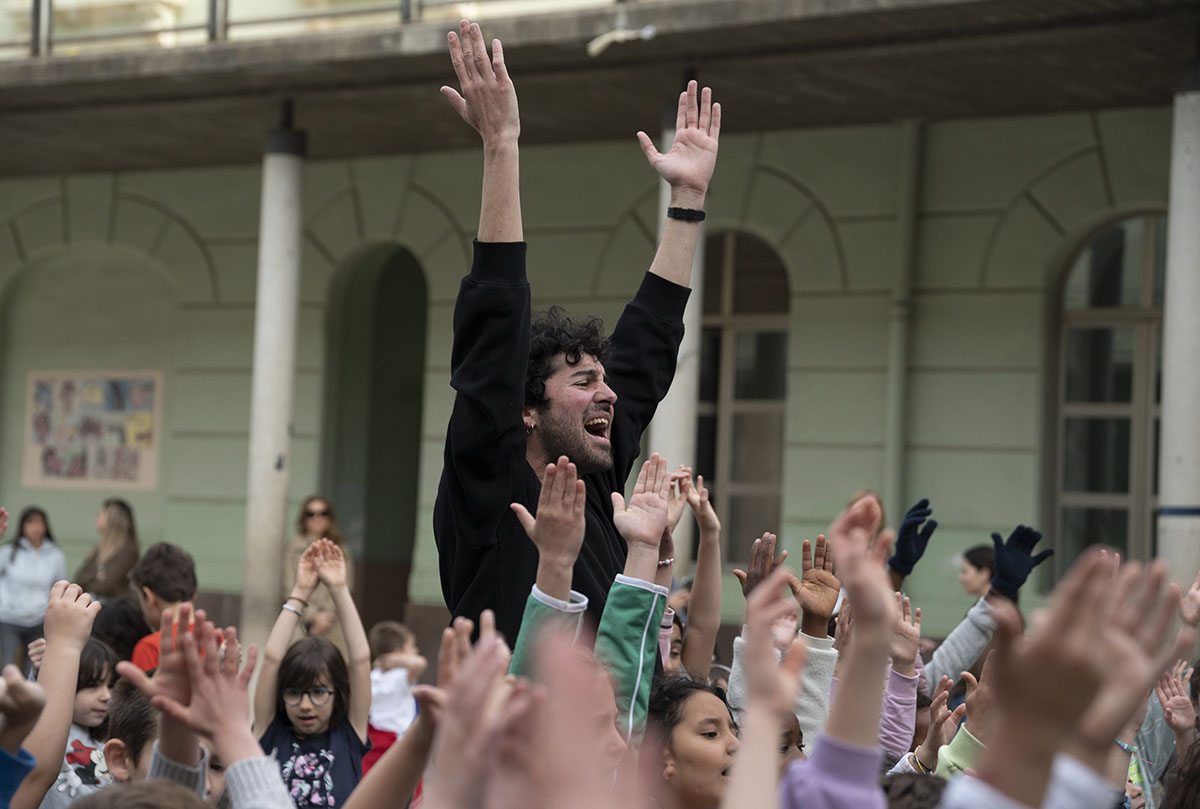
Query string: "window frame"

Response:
xmin=697 ymin=231 xmax=789 ymax=568
xmin=1051 ymin=211 xmax=1164 ymax=572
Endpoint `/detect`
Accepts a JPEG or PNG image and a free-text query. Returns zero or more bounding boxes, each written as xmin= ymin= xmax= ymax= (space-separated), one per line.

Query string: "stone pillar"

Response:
xmin=648 ymin=107 xmax=705 ymax=572
xmin=1157 ymin=62 xmax=1200 ymax=588
xmin=242 ymin=104 xmax=306 ymax=647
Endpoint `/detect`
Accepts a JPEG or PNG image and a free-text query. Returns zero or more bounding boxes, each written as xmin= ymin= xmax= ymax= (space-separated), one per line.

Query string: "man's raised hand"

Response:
xmin=636 ymin=80 xmax=720 ymax=207
xmin=441 ymin=20 xmax=519 ymax=146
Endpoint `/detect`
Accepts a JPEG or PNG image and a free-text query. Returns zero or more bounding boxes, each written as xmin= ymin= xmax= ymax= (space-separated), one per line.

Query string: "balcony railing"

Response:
xmin=0 ymin=0 xmax=639 ymax=58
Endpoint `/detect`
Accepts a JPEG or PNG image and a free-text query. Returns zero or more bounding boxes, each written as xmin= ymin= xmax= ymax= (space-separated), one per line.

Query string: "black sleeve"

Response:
xmin=441 ymin=240 xmax=531 ymax=548
xmin=605 ymin=272 xmax=691 ymax=481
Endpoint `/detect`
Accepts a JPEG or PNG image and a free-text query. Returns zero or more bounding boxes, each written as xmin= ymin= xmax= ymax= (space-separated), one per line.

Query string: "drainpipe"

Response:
xmin=883 ymin=121 xmax=923 ymax=522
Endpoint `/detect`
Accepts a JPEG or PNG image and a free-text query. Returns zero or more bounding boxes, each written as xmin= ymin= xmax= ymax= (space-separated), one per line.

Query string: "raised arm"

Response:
xmin=679 ymin=473 xmax=721 ymax=679
xmin=638 ymin=80 xmax=720 ymax=288
xmin=316 ymin=541 xmax=372 ymax=743
xmin=441 ymin=19 xmax=521 ymax=242
xmin=11 ymin=583 xmax=101 ymax=809
xmin=253 ymin=543 xmax=319 ymax=737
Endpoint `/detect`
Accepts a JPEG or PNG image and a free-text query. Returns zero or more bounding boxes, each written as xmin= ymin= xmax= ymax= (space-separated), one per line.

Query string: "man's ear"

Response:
xmin=522 ymin=406 xmax=536 ymax=435
xmin=103 ymin=738 xmax=132 ymax=782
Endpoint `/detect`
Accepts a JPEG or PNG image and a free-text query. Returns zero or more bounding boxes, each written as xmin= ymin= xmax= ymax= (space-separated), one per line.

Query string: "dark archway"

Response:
xmin=322 ymin=244 xmax=427 ymax=630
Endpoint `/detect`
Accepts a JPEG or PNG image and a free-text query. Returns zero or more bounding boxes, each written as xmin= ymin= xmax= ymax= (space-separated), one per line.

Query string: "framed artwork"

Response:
xmin=22 ymin=370 xmax=163 ymax=490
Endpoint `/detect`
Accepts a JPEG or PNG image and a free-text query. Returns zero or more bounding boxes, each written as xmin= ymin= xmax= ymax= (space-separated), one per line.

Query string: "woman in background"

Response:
xmin=283 ymin=495 xmax=355 ymax=654
xmin=74 ymin=497 xmax=140 ymax=599
xmin=0 ymin=506 xmax=66 ymax=671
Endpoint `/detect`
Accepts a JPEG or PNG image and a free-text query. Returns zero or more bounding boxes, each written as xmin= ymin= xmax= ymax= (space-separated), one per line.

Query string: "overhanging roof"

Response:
xmin=0 ymin=0 xmax=1196 ymax=175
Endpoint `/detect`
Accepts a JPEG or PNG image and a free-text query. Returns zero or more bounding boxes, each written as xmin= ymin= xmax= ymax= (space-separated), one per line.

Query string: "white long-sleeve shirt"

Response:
xmin=0 ymin=539 xmax=66 ymax=626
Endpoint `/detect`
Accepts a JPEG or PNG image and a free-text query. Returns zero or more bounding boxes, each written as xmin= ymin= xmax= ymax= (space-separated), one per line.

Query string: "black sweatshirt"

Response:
xmin=433 ymin=240 xmax=690 ymax=645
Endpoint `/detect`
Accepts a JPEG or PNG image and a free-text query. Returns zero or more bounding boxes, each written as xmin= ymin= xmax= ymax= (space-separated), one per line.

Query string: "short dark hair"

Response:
xmin=71 ymin=780 xmax=207 ymax=809
xmin=277 ymin=637 xmax=350 ymax=732
xmin=130 ymin=543 xmax=197 ymax=603
xmin=107 ymin=678 xmax=156 ymax=762
xmin=525 ymin=306 xmax=611 ymax=409
xmin=647 ymin=675 xmax=733 ymax=741
xmin=880 ymin=773 xmax=949 ymax=809
xmin=92 ymin=595 xmax=152 ymax=662
xmin=962 ymin=544 xmax=995 ymax=575
xmin=368 ymin=621 xmax=414 ymax=662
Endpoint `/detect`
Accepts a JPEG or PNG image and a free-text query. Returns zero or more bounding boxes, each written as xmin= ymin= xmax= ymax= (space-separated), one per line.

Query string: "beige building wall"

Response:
xmin=0 ymin=105 xmax=1170 ymax=639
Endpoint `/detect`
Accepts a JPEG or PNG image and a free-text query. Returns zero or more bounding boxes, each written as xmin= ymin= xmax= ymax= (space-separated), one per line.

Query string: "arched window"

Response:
xmin=695 ymin=232 xmax=790 ymax=565
xmin=1054 ymin=213 xmax=1165 ymax=564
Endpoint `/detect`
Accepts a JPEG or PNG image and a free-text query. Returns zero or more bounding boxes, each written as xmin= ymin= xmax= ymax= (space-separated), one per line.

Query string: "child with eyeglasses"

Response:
xmin=255 ymin=539 xmax=371 ymax=808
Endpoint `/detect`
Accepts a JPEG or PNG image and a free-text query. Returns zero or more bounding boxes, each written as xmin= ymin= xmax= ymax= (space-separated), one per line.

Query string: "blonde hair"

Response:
xmin=98 ymin=498 xmax=139 ymax=567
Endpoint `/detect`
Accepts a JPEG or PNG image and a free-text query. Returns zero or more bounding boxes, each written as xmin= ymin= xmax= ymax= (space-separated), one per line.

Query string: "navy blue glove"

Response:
xmin=990 ymin=524 xmax=1053 ymax=599
xmin=888 ymin=498 xmax=938 ymax=577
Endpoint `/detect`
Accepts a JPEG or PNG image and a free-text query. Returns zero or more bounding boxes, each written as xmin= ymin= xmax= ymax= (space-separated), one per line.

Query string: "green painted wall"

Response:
xmin=0 ymin=105 xmax=1172 ymax=637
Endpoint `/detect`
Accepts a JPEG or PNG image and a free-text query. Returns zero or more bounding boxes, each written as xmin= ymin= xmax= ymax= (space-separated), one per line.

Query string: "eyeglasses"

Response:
xmin=281 ymin=687 xmax=335 ymax=707
xmin=304 ymin=509 xmax=331 ymax=519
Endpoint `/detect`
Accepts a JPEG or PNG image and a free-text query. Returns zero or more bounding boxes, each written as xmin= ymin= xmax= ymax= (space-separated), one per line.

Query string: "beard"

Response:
xmin=537 ymin=408 xmax=613 ymax=475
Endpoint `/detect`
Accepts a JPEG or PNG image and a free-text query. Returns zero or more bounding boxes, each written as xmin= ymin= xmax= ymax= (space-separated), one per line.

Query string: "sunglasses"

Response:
xmin=304 ymin=509 xmax=331 ymax=518
xmin=281 ymin=687 xmax=335 ymax=707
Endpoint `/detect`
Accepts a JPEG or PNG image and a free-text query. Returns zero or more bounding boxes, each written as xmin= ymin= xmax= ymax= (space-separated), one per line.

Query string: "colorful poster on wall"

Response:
xmin=22 ymin=371 xmax=162 ymax=490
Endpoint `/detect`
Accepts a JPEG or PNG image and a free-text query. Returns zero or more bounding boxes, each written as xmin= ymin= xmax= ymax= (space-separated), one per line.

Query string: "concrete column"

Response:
xmin=1157 ymin=62 xmax=1200 ymax=587
xmin=648 ymin=110 xmax=705 ymax=572
xmin=882 ymin=121 xmax=923 ymax=520
xmin=242 ymin=106 xmax=307 ymax=647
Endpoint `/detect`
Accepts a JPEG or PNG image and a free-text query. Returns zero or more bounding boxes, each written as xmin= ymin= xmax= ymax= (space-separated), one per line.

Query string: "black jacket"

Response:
xmin=433 ymin=240 xmax=688 ymax=645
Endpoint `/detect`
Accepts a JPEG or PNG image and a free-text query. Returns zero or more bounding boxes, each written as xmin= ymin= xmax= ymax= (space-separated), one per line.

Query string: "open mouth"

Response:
xmin=584 ymin=415 xmax=610 ymax=440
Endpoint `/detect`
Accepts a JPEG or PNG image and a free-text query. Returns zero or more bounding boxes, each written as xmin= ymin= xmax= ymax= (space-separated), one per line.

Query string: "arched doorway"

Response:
xmin=322 ymin=244 xmax=426 ymax=629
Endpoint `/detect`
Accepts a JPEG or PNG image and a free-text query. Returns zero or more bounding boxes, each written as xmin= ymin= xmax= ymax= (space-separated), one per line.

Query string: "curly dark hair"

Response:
xmin=525 ymin=306 xmax=611 ymax=409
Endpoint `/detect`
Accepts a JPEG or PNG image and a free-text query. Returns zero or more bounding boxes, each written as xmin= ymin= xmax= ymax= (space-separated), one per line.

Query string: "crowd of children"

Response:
xmin=0 ymin=15 xmax=1196 ymax=809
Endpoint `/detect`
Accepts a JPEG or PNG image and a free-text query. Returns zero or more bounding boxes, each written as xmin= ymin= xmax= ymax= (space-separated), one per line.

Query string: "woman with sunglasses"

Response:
xmin=283 ymin=496 xmax=355 ymax=655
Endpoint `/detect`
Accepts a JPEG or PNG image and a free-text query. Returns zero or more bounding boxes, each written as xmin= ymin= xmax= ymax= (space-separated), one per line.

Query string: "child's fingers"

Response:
xmin=238 ymin=645 xmax=258 ymax=690
xmin=151 ymin=694 xmax=192 ymax=727
xmin=222 ymin=627 xmax=240 ymax=679
xmin=116 ymin=660 xmax=155 ymax=698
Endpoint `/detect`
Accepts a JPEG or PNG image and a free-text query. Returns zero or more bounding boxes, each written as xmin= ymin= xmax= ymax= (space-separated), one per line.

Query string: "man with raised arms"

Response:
xmin=433 ymin=19 xmax=721 ymax=644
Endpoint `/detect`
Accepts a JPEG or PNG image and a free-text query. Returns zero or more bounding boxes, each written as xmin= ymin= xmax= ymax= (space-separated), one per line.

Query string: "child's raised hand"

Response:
xmin=296 ymin=542 xmax=321 ymax=597
xmin=315 ymin=538 xmax=348 ymax=589
xmin=666 ymin=465 xmax=690 ymax=533
xmin=0 ymin=664 xmax=45 ymax=754
xmin=117 ymin=604 xmax=208 ymax=708
xmin=511 ymin=456 xmax=586 ymax=569
xmin=1155 ymin=671 xmax=1197 ymax=734
xmin=42 ymin=581 xmax=101 ymax=652
xmin=732 ymin=533 xmax=787 ymax=599
xmin=154 ymin=624 xmax=263 ymax=767
xmin=913 ymin=676 xmax=964 ymax=771
xmin=743 ymin=567 xmax=806 ymax=716
xmin=25 ymin=638 xmax=45 ymax=673
xmin=789 ymin=535 xmax=840 ymax=626
xmin=611 ymin=454 xmax=671 ymax=552
xmin=683 ymin=473 xmax=721 ymax=535
xmin=888 ymin=593 xmax=922 ymax=675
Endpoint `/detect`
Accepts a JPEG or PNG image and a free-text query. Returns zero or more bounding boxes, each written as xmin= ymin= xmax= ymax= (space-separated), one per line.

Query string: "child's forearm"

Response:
xmin=331 ymin=585 xmax=370 ymax=666
xmin=681 ymin=527 xmax=721 ymax=679
xmin=823 ymin=627 xmax=890 ymax=748
xmin=719 ymin=703 xmax=780 ymax=809
xmin=11 ymin=647 xmax=83 ymax=809
xmin=343 ymin=716 xmax=435 ymax=809
xmin=157 ymin=715 xmax=202 ymax=768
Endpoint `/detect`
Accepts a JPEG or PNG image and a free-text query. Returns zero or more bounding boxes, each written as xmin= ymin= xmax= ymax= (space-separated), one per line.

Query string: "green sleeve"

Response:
xmin=936 ymin=724 xmax=985 ymax=779
xmin=593 ymin=575 xmax=669 ymax=749
xmin=508 ymin=586 xmax=588 ymax=679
